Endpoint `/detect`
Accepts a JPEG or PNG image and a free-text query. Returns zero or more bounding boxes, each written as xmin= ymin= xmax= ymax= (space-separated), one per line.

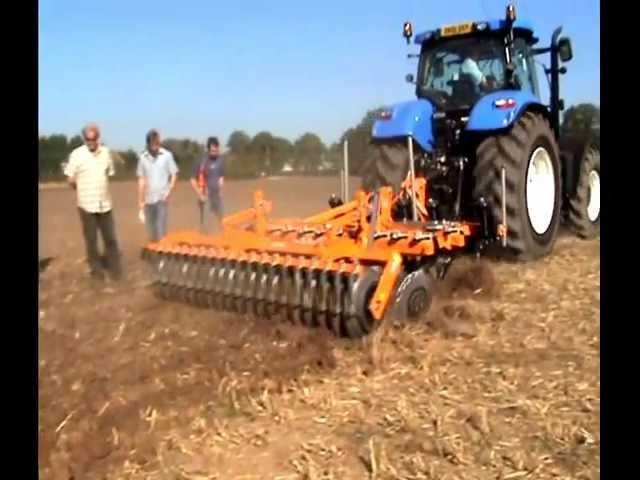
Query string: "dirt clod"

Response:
xmin=438 ymin=257 xmax=498 ymax=300
xmin=427 ymin=302 xmax=479 ymax=338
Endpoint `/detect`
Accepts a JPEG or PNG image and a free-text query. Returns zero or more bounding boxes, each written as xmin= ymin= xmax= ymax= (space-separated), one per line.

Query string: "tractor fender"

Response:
xmin=465 ymin=90 xmax=547 ymax=132
xmin=371 ymin=99 xmax=435 ymax=151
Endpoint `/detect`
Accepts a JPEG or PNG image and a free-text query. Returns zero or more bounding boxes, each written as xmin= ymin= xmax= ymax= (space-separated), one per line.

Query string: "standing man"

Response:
xmin=190 ymin=137 xmax=225 ymax=233
xmin=137 ymin=129 xmax=179 ymax=242
xmin=64 ymin=123 xmax=122 ymax=281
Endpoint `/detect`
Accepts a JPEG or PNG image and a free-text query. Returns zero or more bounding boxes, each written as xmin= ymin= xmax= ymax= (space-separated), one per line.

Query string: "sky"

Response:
xmin=38 ymin=0 xmax=600 ymax=151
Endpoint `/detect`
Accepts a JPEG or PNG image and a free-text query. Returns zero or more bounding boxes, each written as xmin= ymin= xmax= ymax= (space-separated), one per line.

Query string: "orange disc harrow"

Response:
xmin=141 ymin=186 xmax=477 ymax=338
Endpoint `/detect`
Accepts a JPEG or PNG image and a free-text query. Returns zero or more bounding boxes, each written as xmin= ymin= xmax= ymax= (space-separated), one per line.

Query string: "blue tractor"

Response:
xmin=364 ymin=4 xmax=600 ymax=260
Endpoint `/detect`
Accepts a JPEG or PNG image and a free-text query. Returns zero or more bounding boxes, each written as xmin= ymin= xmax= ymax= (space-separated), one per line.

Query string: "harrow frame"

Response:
xmin=141 ymin=181 xmax=484 ymax=337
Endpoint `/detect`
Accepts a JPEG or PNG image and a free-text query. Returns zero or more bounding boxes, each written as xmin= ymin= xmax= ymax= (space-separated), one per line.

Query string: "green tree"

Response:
xmin=560 ymin=102 xmax=600 ymax=152
xmin=39 ymin=134 xmax=70 ymax=179
xmin=339 ymin=106 xmax=387 ymax=175
xmin=225 ymin=152 xmax=258 ymax=179
xmin=223 ymin=131 xmax=261 ymax=178
xmin=270 ymin=136 xmax=293 ymax=174
xmin=325 ymin=142 xmax=344 ymax=171
xmin=561 ymin=103 xmax=600 ymax=139
xmin=69 ymin=135 xmax=83 ymax=151
xmin=248 ymin=131 xmax=275 ymax=175
xmin=293 ymin=133 xmax=326 ymax=173
xmin=162 ymin=138 xmax=204 ymax=179
xmin=113 ymin=149 xmax=138 ymax=178
xmin=227 ymin=130 xmax=251 ymax=155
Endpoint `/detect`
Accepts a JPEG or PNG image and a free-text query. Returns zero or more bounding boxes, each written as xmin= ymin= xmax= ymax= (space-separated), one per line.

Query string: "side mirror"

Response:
xmin=558 ymin=37 xmax=573 ymax=62
xmin=405 ymin=73 xmax=415 ymax=84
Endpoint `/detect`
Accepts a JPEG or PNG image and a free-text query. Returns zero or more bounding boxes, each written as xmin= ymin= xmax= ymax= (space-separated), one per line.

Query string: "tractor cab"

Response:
xmin=414 ymin=26 xmax=540 ymax=111
xmin=402 ymin=7 xmax=574 ymax=138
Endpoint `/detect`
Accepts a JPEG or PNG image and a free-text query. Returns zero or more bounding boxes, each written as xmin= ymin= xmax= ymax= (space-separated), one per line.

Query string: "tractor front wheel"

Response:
xmin=473 ymin=112 xmax=562 ymax=261
xmin=566 ymin=146 xmax=600 ymax=239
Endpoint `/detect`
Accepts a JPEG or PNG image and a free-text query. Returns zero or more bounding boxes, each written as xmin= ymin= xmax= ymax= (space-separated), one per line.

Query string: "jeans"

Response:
xmin=144 ymin=201 xmax=168 ymax=241
xmin=78 ymin=208 xmax=122 ymax=279
xmin=198 ymin=194 xmax=224 ymax=234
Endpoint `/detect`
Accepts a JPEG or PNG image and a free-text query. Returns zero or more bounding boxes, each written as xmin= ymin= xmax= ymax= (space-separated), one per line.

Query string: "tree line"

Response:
xmin=39 ymin=102 xmax=600 ymax=182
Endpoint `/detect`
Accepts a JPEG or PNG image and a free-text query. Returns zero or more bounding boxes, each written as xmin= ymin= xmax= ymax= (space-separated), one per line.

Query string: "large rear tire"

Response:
xmin=361 ymin=141 xmax=410 ymax=193
xmin=473 ymin=112 xmax=562 ymax=261
xmin=566 ymin=146 xmax=600 ymax=239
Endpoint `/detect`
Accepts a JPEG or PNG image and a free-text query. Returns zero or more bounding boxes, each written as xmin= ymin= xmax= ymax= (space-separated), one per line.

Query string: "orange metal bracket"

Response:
xmin=368 ymin=252 xmax=403 ymax=320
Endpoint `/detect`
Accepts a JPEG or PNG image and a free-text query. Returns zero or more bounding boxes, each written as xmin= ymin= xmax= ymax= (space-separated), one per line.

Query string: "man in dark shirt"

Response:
xmin=190 ymin=136 xmax=225 ymax=233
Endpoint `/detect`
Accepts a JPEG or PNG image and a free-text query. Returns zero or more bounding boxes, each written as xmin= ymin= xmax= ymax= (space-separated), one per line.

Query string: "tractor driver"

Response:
xmin=460 ymin=50 xmax=497 ymax=92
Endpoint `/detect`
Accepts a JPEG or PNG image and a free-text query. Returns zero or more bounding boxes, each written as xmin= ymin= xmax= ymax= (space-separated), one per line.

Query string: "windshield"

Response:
xmin=417 ymin=36 xmax=507 ymax=110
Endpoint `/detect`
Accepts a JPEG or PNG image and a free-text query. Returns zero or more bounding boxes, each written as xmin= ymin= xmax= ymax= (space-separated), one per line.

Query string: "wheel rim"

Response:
xmin=526 ymin=147 xmax=556 ymax=235
xmin=587 ymin=170 xmax=601 ymax=222
xmin=407 ymin=288 xmax=428 ymax=318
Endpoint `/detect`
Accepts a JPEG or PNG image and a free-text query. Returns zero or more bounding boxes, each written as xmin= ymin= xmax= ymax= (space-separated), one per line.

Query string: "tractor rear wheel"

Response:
xmin=566 ymin=146 xmax=600 ymax=239
xmin=473 ymin=112 xmax=562 ymax=261
xmin=361 ymin=141 xmax=409 ymax=193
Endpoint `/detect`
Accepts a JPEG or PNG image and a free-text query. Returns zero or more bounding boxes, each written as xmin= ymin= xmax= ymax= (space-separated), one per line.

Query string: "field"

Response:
xmin=38 ymin=177 xmax=600 ymax=480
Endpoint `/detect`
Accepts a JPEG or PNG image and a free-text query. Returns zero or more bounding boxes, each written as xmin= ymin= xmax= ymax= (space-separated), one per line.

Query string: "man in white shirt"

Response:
xmin=136 ymin=129 xmax=179 ymax=241
xmin=64 ymin=123 xmax=122 ymax=281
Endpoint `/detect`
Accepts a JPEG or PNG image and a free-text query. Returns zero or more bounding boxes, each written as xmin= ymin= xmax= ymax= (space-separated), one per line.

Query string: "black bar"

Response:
xmin=549 ymin=27 xmax=563 ymax=138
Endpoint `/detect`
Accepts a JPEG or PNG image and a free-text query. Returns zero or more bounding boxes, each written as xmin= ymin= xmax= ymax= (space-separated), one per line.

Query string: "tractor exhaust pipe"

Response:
xmin=407 ymin=136 xmax=418 ymax=221
xmin=549 ymin=26 xmax=564 ymax=139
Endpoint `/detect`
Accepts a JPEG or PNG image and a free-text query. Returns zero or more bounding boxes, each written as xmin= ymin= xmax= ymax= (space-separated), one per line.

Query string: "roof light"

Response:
xmin=494 ymin=98 xmax=517 ymax=109
xmin=476 ymin=22 xmax=488 ymax=31
xmin=380 ymin=110 xmax=393 ymax=120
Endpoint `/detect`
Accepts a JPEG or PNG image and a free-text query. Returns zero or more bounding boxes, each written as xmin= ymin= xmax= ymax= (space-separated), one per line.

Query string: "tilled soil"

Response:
xmin=39 ymin=177 xmax=599 ymax=480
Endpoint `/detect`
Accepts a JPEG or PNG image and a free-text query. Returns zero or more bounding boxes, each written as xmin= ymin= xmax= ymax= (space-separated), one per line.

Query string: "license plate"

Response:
xmin=441 ymin=21 xmax=474 ymax=37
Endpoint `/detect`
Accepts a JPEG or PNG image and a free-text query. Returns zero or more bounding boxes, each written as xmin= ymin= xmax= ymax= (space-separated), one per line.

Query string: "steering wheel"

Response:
xmin=423 ymin=89 xmax=450 ymax=109
xmin=484 ymin=75 xmax=498 ymax=91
